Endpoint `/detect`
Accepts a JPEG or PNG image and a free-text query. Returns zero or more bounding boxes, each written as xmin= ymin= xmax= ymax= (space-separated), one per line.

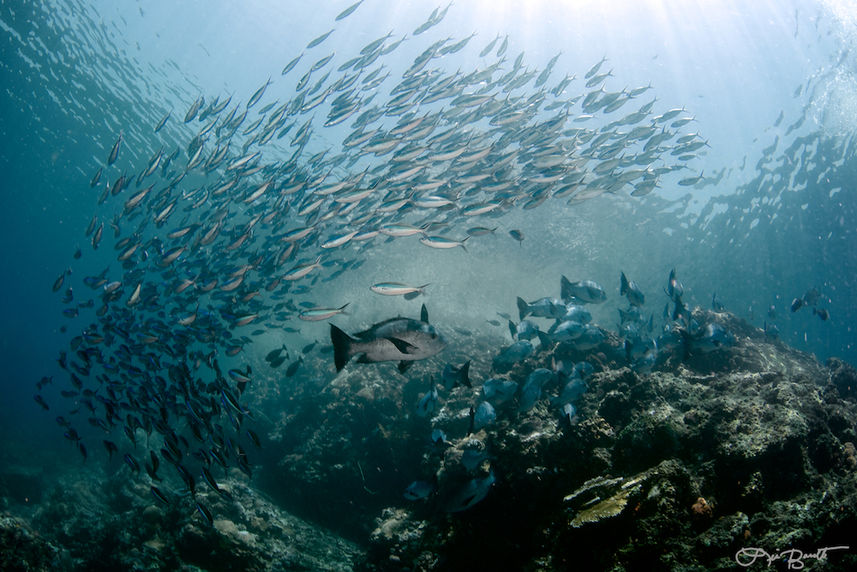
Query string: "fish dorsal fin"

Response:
xmin=398 ymin=360 xmax=414 ymax=374
xmin=420 ymin=304 xmax=429 ymax=323
xmin=387 ymin=336 xmax=417 ymax=354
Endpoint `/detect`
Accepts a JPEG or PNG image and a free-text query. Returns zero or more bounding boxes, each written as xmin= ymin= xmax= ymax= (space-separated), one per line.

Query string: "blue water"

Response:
xmin=0 ymin=0 xmax=855 ymax=552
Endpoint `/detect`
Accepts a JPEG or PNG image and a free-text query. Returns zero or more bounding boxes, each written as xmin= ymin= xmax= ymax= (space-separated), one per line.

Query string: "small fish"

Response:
xmin=404 ymin=480 xmax=434 ymax=501
xmin=516 ymin=297 xmax=567 ymax=321
xmin=285 ymin=357 xmax=303 ymax=377
xmin=492 ymin=340 xmax=533 ymax=373
xmin=813 ymin=307 xmax=830 ymax=321
xmin=620 ymin=272 xmax=645 ymax=307
xmin=335 ymin=0 xmax=363 ymax=21
xmin=107 ymin=132 xmax=122 ymax=165
xmin=441 ymin=360 xmax=471 ymax=389
xmin=195 ymin=501 xmax=214 ymax=526
xmin=666 ymin=268 xmax=684 ymax=301
xmin=103 ymin=440 xmax=118 ymax=460
xmin=283 ymin=256 xmax=322 ymax=281
xmin=479 ymin=34 xmax=500 ymax=58
xmin=150 ymin=485 xmax=170 ymax=506
xmin=52 ymin=269 xmax=70 ymax=293
xmin=562 ymin=403 xmax=576 ymax=425
xmin=678 ymin=171 xmax=704 ymax=186
xmin=201 ymin=466 xmax=221 ymax=493
xmin=482 ymin=378 xmax=518 ymax=404
xmin=90 ymin=167 xmax=102 ymax=187
xmin=447 ymin=471 xmax=495 ymax=512
xmin=585 ymin=56 xmax=608 ymax=79
xmin=246 ymin=429 xmax=262 ymax=448
xmin=34 ymin=394 xmax=49 ymax=411
xmin=281 ymin=53 xmax=303 ymax=76
xmin=247 ymin=77 xmax=272 ymax=109
xmin=561 ymin=276 xmax=607 ymax=305
xmin=265 ymin=345 xmax=288 ymax=362
xmin=154 ymin=111 xmax=170 ymax=132
xmin=306 ymin=29 xmax=334 ymax=50
xmin=473 ymin=401 xmax=496 ymax=430
xmin=416 ymin=383 xmax=438 ymax=417
xmin=712 ymin=293 xmax=725 ymax=312
xmin=299 ymin=303 xmax=349 ymax=321
xmin=370 ymin=282 xmax=430 ymax=298
xmin=419 ymin=235 xmax=468 ymax=251
xmin=123 ymin=453 xmax=140 ymax=473
xmin=466 ymin=227 xmax=497 ymax=237
xmin=508 ymin=229 xmax=524 ymax=244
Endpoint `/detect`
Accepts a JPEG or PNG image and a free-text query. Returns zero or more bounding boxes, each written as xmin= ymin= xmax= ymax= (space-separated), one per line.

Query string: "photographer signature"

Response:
xmin=735 ymin=546 xmax=850 ymax=569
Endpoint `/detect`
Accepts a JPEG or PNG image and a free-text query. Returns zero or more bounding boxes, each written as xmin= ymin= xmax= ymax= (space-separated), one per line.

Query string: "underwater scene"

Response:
xmin=2 ymin=0 xmax=857 ymax=569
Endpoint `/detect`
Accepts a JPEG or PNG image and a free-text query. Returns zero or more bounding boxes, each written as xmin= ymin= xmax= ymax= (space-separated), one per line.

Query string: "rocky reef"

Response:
xmin=0 ymin=463 xmax=360 ymax=571
xmin=262 ymin=309 xmax=857 ymax=570
xmin=4 ymin=308 xmax=857 ymax=570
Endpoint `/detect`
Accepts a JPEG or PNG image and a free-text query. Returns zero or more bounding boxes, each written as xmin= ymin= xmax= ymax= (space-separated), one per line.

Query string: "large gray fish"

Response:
xmin=560 ymin=276 xmax=607 ymax=304
xmin=329 ymin=304 xmax=445 ymax=373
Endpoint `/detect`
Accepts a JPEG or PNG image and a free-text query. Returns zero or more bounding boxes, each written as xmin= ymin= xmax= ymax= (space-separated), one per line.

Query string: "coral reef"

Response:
xmin=265 ymin=310 xmax=857 ymax=570
xmin=4 ymin=309 xmax=857 ymax=570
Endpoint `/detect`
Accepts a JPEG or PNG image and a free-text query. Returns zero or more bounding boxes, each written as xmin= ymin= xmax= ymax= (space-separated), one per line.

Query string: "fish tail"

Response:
xmin=516 ymin=296 xmax=529 ymax=321
xmin=330 ymin=324 xmax=352 ymax=372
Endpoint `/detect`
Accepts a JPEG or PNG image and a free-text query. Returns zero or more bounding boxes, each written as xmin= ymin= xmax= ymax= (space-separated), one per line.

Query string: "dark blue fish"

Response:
xmin=447 ymin=471 xmax=495 ymax=512
xmin=123 ymin=453 xmax=140 ymax=473
xmin=150 ymin=485 xmax=170 ymax=506
xmin=34 ymin=394 xmax=49 ymax=411
xmin=441 ymin=360 xmax=471 ymax=389
xmin=201 ymin=466 xmax=221 ymax=493
xmin=102 ymin=440 xmax=118 ymax=460
xmin=195 ymin=501 xmax=213 ymax=526
xmin=404 ymin=480 xmax=434 ymax=501
xmin=473 ymin=402 xmax=496 ymax=430
xmin=620 ymin=272 xmax=645 ymax=307
xmin=285 ymin=357 xmax=303 ymax=377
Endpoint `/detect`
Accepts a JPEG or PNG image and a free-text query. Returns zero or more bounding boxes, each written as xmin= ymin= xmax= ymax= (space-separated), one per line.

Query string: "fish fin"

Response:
xmin=329 ymin=324 xmax=353 ymax=372
xmin=560 ymin=275 xmax=572 ymax=303
xmin=516 ymin=296 xmax=529 ymax=321
xmin=460 ymin=360 xmax=471 ymax=388
xmin=420 ymin=304 xmax=429 ymax=323
xmin=398 ymin=360 xmax=414 ymax=374
xmin=508 ymin=320 xmax=516 ymax=340
xmin=537 ymin=330 xmax=552 ymax=348
xmin=620 ymin=271 xmax=629 ymax=296
xmin=547 ymin=319 xmax=559 ymax=334
xmin=387 ymin=336 xmax=418 ymax=354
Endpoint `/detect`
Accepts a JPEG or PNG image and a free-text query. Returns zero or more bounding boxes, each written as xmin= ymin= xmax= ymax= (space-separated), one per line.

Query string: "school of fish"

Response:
xmin=38 ymin=1 xmax=710 ymax=521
